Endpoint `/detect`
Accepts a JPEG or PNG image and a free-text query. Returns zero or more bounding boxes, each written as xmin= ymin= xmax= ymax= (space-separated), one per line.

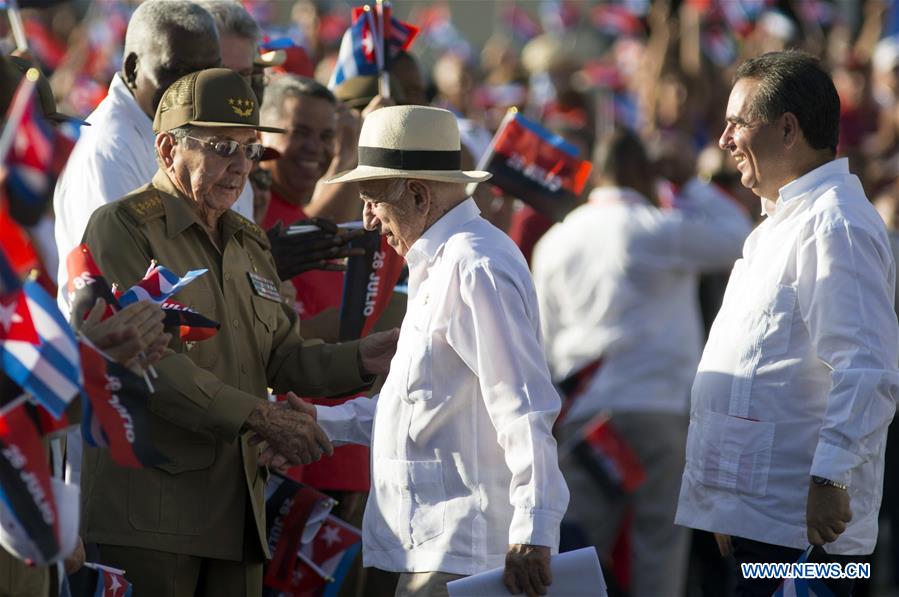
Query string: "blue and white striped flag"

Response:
xmin=0 ymin=280 xmax=81 ymax=418
xmin=116 ymin=263 xmax=206 ymax=308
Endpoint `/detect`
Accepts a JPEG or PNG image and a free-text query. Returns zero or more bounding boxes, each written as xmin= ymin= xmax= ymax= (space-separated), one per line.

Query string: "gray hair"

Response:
xmin=194 ymin=0 xmax=260 ymax=43
xmin=260 ymin=75 xmax=336 ymax=127
xmin=124 ymin=0 xmax=218 ymax=58
xmin=156 ymin=125 xmax=194 ymax=167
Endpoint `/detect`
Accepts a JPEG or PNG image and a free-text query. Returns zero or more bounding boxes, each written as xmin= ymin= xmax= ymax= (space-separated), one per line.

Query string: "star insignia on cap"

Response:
xmin=229 ymin=97 xmax=254 ymax=117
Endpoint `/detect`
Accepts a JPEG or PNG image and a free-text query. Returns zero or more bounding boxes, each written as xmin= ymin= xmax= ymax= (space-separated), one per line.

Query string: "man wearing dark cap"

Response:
xmin=79 ymin=68 xmax=398 ymax=596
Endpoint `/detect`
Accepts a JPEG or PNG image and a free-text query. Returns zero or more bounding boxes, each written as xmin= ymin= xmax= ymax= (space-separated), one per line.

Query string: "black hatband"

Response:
xmin=358 ymin=147 xmax=461 ymax=171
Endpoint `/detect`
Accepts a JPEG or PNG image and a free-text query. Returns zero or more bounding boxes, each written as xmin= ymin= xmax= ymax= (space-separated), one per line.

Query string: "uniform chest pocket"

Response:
xmin=251 ymin=294 xmax=279 ymax=361
xmin=756 ymin=284 xmax=797 ymax=359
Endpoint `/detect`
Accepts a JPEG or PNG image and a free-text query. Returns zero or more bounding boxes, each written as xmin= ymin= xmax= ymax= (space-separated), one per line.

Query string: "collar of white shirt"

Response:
xmin=406 ymin=198 xmax=481 ymax=266
xmin=761 ymin=157 xmax=849 ymax=217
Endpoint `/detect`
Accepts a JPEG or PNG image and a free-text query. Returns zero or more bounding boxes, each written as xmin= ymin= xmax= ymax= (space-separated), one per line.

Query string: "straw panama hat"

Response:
xmin=325 ymin=105 xmax=492 ymax=185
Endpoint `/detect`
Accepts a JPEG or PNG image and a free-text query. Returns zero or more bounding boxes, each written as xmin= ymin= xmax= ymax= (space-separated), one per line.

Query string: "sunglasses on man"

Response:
xmin=185 ymin=135 xmax=266 ymax=162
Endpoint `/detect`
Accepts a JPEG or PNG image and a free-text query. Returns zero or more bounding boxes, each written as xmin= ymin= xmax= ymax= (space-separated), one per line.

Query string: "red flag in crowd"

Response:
xmin=0 ymin=401 xmax=61 ymax=564
xmin=555 ymin=357 xmax=603 ymax=429
xmin=263 ymin=474 xmax=336 ymax=594
xmin=481 ymin=110 xmax=593 ymax=222
xmin=287 ymin=515 xmax=363 ymax=597
xmin=79 ymin=341 xmax=167 ymax=469
xmin=338 ymin=226 xmax=404 ymax=341
xmin=65 ymin=243 xmax=121 ymax=323
xmin=572 ymin=415 xmax=646 ymax=496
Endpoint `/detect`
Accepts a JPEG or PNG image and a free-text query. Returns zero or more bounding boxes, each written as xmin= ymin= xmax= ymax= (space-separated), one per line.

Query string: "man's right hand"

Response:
xmin=244 ymin=397 xmax=333 ymax=466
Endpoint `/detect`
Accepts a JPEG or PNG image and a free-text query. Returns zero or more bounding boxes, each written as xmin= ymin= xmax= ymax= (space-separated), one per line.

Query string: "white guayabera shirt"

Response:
xmin=316 ymin=199 xmax=569 ymax=575
xmin=676 ymin=159 xmax=899 ymax=555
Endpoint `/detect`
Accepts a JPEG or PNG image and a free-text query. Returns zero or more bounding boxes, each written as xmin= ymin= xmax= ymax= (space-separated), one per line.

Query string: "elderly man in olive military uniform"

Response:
xmin=79 ymin=68 xmax=398 ymax=597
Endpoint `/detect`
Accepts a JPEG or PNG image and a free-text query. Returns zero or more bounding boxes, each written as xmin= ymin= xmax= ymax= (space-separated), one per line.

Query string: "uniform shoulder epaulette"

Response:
xmin=118 ymin=186 xmax=166 ymax=224
xmin=231 ymin=212 xmax=271 ymax=249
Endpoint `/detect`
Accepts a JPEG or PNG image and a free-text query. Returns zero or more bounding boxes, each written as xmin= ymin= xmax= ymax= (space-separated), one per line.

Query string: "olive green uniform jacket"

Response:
xmin=79 ymin=170 xmax=370 ymax=561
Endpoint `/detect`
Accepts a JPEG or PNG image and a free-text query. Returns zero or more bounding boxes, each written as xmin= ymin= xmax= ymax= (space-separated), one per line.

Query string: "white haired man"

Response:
xmin=291 ymin=106 xmax=570 ymax=597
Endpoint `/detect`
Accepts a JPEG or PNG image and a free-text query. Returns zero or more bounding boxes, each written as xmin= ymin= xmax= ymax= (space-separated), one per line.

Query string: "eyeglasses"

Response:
xmin=184 ymin=135 xmax=265 ymax=162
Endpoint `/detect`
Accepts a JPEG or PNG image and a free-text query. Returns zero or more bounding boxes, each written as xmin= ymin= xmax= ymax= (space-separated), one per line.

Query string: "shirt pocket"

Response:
xmin=373 ymin=458 xmax=446 ymax=547
xmin=403 ymin=299 xmax=433 ymax=403
xmin=694 ymin=411 xmax=775 ymax=497
xmin=756 ymin=284 xmax=797 ymax=359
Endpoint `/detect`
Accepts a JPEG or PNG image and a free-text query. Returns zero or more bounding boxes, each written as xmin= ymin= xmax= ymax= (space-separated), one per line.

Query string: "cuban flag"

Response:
xmin=79 ymin=341 xmax=167 ymax=468
xmin=0 ymin=401 xmax=61 ymax=564
xmin=338 ymin=225 xmax=404 ymax=341
xmin=1 ymin=276 xmax=81 ymax=418
xmin=328 ymin=3 xmax=419 ymax=89
xmin=327 ymin=9 xmax=380 ymax=89
xmin=3 ymin=76 xmax=55 ymax=212
xmin=482 ymin=110 xmax=593 ymax=222
xmin=773 ymin=547 xmax=836 ymax=597
xmin=263 ymin=474 xmax=336 ymax=594
xmin=116 ymin=262 xmax=207 ymax=308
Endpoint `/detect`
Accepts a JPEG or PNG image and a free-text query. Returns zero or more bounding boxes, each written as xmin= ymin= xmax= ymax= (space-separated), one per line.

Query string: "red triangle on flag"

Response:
xmin=0 ymin=292 xmax=39 ymax=344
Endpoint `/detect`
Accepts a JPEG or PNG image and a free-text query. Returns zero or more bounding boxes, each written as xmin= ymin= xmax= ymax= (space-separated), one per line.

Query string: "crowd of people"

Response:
xmin=3 ymin=0 xmax=899 ymax=596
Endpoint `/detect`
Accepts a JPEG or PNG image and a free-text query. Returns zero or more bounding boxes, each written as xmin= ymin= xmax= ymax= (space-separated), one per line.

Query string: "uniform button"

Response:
xmin=225 ymin=273 xmax=231 ymax=281
xmin=232 ymin=319 xmax=240 ymax=328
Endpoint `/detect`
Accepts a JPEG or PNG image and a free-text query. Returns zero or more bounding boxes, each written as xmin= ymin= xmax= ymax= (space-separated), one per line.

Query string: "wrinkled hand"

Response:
xmin=80 ymin=299 xmax=170 ymax=370
xmin=807 ymin=481 xmax=852 ymax=546
xmin=503 ymin=544 xmax=552 ymax=596
xmin=359 ymin=328 xmax=400 ymax=376
xmin=245 ymin=396 xmax=332 ymax=466
xmin=714 ymin=533 xmax=732 ymax=557
xmin=256 ymin=393 xmax=321 ymax=471
xmin=63 ymin=536 xmax=85 ymax=575
xmin=266 ymin=218 xmax=365 ymax=280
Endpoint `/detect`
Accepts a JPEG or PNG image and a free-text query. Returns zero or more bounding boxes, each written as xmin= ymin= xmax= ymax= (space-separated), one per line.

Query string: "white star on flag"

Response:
xmin=362 ymin=31 xmax=374 ymax=57
xmin=108 ymin=574 xmax=122 ymax=593
xmin=321 ymin=524 xmax=341 ymax=547
xmin=0 ymin=301 xmax=23 ymax=333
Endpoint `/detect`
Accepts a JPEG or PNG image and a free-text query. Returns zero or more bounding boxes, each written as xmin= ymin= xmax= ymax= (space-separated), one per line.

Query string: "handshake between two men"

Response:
xmin=244 ymin=327 xmax=400 ymax=471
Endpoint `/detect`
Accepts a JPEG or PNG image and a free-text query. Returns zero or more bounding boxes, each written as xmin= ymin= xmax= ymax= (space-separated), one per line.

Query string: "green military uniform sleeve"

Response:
xmin=250 ymin=246 xmax=373 ymax=398
xmin=83 ymin=203 xmax=260 ymax=443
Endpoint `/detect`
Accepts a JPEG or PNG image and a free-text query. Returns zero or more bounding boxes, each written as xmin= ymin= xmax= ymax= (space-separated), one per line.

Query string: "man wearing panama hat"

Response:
xmin=79 ymin=68 xmax=398 ymax=596
xmin=302 ymin=105 xmax=569 ymax=596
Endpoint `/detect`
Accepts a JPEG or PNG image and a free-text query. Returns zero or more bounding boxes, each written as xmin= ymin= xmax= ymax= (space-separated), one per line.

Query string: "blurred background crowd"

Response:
xmin=4 ymin=0 xmax=899 ymax=596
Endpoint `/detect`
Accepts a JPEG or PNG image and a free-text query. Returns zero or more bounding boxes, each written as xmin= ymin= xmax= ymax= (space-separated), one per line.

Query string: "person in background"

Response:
xmin=532 ymin=128 xmax=749 ymax=596
xmin=676 ymin=51 xmax=899 ymax=597
xmin=53 ymin=0 xmax=221 ymax=314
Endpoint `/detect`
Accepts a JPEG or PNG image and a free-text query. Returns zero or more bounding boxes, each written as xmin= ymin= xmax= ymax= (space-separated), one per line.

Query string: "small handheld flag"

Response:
xmin=263 ymin=474 xmax=336 ymax=593
xmin=480 ymin=110 xmax=593 ymax=222
xmin=79 ymin=341 xmax=167 ymax=468
xmin=116 ymin=262 xmax=207 ymax=308
xmin=338 ymin=225 xmax=404 ymax=341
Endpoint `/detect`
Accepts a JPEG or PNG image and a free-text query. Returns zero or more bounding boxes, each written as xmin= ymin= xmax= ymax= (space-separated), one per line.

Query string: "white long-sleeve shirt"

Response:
xmin=316 ymin=198 xmax=569 ymax=575
xmin=53 ymin=74 xmax=254 ymax=313
xmin=532 ymin=182 xmax=751 ymax=419
xmin=676 ymin=158 xmax=899 ymax=555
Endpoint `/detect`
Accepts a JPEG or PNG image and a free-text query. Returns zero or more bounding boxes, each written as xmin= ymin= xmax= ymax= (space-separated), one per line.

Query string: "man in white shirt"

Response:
xmin=676 ymin=51 xmax=899 ymax=596
xmin=297 ymin=106 xmax=569 ymax=597
xmin=53 ymin=0 xmax=258 ymax=314
xmin=532 ymin=129 xmax=750 ymax=596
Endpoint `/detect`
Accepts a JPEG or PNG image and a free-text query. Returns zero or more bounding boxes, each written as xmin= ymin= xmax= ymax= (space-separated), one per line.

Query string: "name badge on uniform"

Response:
xmin=247 ymin=272 xmax=282 ymax=303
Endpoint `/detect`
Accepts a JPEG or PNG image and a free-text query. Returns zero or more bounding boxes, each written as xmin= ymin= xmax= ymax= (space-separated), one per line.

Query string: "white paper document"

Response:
xmin=446 ymin=547 xmax=608 ymax=597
